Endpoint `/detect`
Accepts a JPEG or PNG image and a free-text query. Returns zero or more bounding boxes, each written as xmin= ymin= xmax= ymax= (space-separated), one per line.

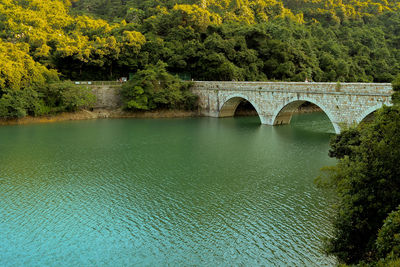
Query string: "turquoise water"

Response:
xmin=0 ymin=113 xmax=336 ymax=266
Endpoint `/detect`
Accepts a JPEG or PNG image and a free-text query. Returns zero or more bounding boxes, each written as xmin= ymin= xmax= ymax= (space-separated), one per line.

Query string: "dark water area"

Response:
xmin=0 ymin=113 xmax=337 ymax=266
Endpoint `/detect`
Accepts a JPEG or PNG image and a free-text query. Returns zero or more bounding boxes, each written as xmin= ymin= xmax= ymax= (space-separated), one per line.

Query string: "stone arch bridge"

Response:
xmin=191 ymin=81 xmax=393 ymax=133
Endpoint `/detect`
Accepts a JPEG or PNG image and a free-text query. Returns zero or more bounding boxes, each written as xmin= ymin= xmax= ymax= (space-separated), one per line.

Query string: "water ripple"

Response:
xmin=0 ymin=116 xmax=337 ymax=266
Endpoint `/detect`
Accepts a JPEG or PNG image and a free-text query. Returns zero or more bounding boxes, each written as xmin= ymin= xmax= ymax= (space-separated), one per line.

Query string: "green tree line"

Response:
xmin=315 ymin=76 xmax=400 ymax=266
xmin=0 ymin=0 xmax=399 ymax=115
xmin=2 ymin=1 xmax=400 ymax=264
xmin=70 ymin=0 xmax=400 ymax=82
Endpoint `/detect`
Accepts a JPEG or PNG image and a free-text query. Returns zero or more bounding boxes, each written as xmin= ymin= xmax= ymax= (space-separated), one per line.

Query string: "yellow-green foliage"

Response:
xmin=0 ymin=40 xmax=58 ymax=91
xmin=1 ymin=0 xmax=400 ymax=117
xmin=0 ymin=0 xmax=115 ymax=117
xmin=172 ymin=4 xmax=222 ymax=30
xmin=91 ymin=0 xmax=399 ymax=25
xmin=0 ymin=0 xmax=146 ymax=71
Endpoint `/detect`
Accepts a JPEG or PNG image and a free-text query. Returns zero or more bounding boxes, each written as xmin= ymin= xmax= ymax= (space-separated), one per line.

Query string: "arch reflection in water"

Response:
xmin=219 ymin=96 xmax=262 ymax=121
xmin=218 ymin=97 xmax=337 ymax=133
xmin=272 ymin=98 xmax=339 ymax=133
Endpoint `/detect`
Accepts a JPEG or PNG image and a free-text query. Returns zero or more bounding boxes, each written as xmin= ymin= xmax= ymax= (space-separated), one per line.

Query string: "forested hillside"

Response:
xmin=2 ymin=0 xmax=400 ymax=83
xmin=70 ymin=0 xmax=400 ymax=82
xmin=2 ymin=1 xmax=400 ymax=264
xmin=0 ymin=0 xmax=399 ymax=116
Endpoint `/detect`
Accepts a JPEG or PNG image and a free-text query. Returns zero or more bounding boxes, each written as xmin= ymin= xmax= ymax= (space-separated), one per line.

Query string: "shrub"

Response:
xmin=121 ymin=61 xmax=198 ymax=111
xmin=376 ymin=206 xmax=400 ymax=260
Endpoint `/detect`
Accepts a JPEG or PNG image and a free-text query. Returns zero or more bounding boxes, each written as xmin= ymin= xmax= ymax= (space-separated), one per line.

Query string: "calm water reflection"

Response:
xmin=0 ymin=113 xmax=336 ymax=266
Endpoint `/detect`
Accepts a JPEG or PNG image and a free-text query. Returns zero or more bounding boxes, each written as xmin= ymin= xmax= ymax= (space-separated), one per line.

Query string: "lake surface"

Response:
xmin=0 ymin=113 xmax=337 ymax=266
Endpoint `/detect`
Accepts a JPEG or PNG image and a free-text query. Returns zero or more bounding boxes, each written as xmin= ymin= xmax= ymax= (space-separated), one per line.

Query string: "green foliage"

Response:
xmin=328 ymin=128 xmax=361 ymax=159
xmin=0 ymin=40 xmax=59 ymax=91
xmin=1 ymin=0 xmax=400 ymax=117
xmin=377 ymin=258 xmax=400 ymax=267
xmin=376 ymin=206 xmax=400 ymax=260
xmin=2 ymin=1 xmax=400 ymax=262
xmin=314 ymin=166 xmax=339 ymax=189
xmin=0 ymin=81 xmax=96 ymax=118
xmin=121 ymin=61 xmax=197 ymax=111
xmin=393 ymin=92 xmax=400 ymax=105
xmin=324 ymin=106 xmax=400 ymax=264
xmin=0 ymin=88 xmax=43 ymax=118
xmin=393 ymin=74 xmax=400 ymax=92
xmin=2 ymin=0 xmax=399 ymax=83
xmin=42 ymin=81 xmax=97 ymax=112
xmin=392 ymin=74 xmax=400 ymax=105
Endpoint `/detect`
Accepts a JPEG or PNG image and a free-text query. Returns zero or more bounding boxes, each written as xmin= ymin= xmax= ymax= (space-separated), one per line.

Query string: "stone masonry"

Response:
xmin=84 ymin=81 xmax=393 ymax=134
xmin=191 ymin=81 xmax=393 ymax=133
xmin=78 ymin=81 xmax=122 ymax=109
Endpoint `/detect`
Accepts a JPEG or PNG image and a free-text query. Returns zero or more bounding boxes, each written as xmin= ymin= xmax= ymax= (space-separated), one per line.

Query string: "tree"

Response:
xmin=49 ymin=81 xmax=97 ymax=112
xmin=392 ymin=74 xmax=400 ymax=105
xmin=325 ymin=105 xmax=400 ymax=264
xmin=120 ymin=61 xmax=197 ymax=111
xmin=376 ymin=206 xmax=400 ymax=260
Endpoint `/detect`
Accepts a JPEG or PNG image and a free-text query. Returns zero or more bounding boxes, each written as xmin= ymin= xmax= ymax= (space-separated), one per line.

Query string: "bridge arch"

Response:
xmin=357 ymin=103 xmax=385 ymax=125
xmin=272 ymin=97 xmax=340 ymax=134
xmin=219 ymin=94 xmax=263 ymax=122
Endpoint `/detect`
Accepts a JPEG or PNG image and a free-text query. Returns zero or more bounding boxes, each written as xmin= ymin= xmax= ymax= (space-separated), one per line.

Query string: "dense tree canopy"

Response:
xmin=376 ymin=206 xmax=400 ymax=261
xmin=320 ymin=77 xmax=400 ymax=265
xmin=67 ymin=0 xmax=400 ymax=81
xmin=325 ymin=106 xmax=400 ymax=264
xmin=1 ymin=1 xmax=400 ymax=264
xmin=0 ymin=0 xmax=399 ymax=117
xmin=1 ymin=0 xmax=400 ymax=83
xmin=120 ymin=61 xmax=197 ymax=111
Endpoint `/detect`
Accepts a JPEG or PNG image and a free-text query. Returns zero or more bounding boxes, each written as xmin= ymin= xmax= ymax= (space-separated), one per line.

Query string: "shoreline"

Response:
xmin=0 ymin=109 xmax=200 ymax=126
xmin=0 ymin=105 xmax=322 ymax=126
